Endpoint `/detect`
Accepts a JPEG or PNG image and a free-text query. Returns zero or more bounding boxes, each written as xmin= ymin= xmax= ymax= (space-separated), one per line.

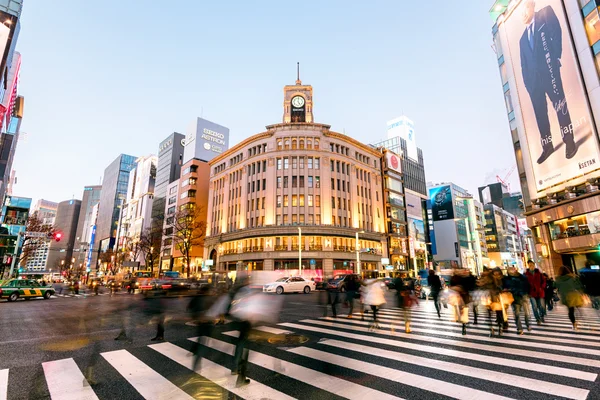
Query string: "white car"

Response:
xmin=263 ymin=277 xmax=316 ymax=294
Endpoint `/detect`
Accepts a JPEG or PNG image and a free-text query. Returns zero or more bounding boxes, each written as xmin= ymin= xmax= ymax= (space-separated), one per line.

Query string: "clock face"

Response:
xmin=291 ymin=96 xmax=305 ymax=108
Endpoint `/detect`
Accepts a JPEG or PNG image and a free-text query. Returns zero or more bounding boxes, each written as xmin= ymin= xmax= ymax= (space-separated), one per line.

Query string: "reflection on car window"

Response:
xmin=276 ymin=278 xmax=288 ymax=282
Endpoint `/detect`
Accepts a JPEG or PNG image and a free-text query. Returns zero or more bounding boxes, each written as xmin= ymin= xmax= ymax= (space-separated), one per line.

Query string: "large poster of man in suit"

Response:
xmin=501 ymin=0 xmax=600 ymax=191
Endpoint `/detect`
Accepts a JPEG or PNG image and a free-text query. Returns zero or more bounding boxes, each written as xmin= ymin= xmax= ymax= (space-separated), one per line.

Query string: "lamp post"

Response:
xmin=355 ymin=230 xmax=364 ymax=276
xmin=297 ymin=227 xmax=302 ymax=276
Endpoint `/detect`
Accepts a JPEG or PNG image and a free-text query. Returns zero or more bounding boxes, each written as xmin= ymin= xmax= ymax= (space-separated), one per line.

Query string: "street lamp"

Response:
xmin=355 ymin=230 xmax=365 ymax=276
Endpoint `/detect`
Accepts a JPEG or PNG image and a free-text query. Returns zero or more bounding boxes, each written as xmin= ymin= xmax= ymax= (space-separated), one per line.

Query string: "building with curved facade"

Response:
xmin=204 ymin=78 xmax=389 ymax=278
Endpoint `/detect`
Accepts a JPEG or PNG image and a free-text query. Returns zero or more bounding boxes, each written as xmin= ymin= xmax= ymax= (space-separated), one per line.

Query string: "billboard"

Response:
xmin=405 ymin=191 xmax=424 ymax=219
xmin=500 ymin=0 xmax=600 ymax=191
xmin=429 ymin=185 xmax=454 ymax=221
xmin=183 ymin=117 xmax=230 ymax=164
xmin=387 ymin=115 xmax=418 ymax=161
xmin=385 ymin=150 xmax=402 ymax=173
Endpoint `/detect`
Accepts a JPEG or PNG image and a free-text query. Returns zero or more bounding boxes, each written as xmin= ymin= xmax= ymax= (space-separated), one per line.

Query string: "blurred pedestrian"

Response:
xmin=543 ymin=273 xmax=555 ymax=311
xmin=362 ymin=277 xmax=386 ymax=330
xmin=345 ymin=275 xmax=360 ymax=318
xmin=324 ymin=280 xmax=340 ymax=318
xmin=464 ymin=270 xmax=478 ymax=325
xmin=394 ymin=272 xmax=416 ymax=333
xmin=449 ymin=269 xmax=471 ymax=335
xmin=427 ymin=269 xmax=443 ymax=318
xmin=187 ymin=285 xmax=215 ymax=371
xmin=525 ymin=260 xmax=546 ymax=324
xmin=555 ymin=265 xmax=585 ymax=330
xmin=227 ymin=272 xmax=252 ymax=387
xmin=478 ymin=267 xmax=505 ymax=337
xmin=504 ymin=266 xmax=531 ymax=335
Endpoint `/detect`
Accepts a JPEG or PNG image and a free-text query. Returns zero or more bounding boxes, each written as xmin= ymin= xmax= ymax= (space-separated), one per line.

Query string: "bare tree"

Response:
xmin=167 ymin=206 xmax=206 ymax=278
xmin=139 ymin=223 xmax=162 ymax=277
xmin=19 ymin=215 xmax=55 ymax=268
xmin=99 ymin=249 xmax=118 ymax=276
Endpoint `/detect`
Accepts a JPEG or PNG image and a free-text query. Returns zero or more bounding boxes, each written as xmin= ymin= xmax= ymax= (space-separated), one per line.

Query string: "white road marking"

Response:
xmin=149 ymin=342 xmax=295 ymax=400
xmin=288 ymin=346 xmax=513 ymax=400
xmin=101 ymin=349 xmax=193 ymax=400
xmin=320 ymin=339 xmax=589 ymax=400
xmin=192 ymin=337 xmax=403 ymax=400
xmin=41 ymin=358 xmax=98 ymax=400
xmin=280 ymin=320 xmax=600 ymax=368
xmin=0 ymin=369 xmax=8 ymax=400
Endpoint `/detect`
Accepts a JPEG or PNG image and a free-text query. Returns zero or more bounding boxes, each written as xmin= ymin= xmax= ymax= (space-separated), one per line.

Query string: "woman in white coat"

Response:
xmin=362 ymin=278 xmax=386 ymax=329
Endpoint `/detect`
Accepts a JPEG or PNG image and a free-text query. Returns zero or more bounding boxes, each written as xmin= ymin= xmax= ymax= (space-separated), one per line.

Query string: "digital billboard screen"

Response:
xmin=500 ymin=0 xmax=600 ymax=191
xmin=429 ymin=185 xmax=454 ymax=221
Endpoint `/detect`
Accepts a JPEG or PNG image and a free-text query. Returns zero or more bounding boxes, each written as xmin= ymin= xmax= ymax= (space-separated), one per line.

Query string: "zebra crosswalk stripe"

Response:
xmin=41 ymin=358 xmax=98 ymax=400
xmin=101 ymin=349 xmax=193 ymax=400
xmin=316 ymin=338 xmax=589 ymax=400
xmin=288 ymin=346 xmax=513 ymax=400
xmin=281 ymin=319 xmax=600 ymax=368
xmin=0 ymin=369 xmax=8 ymax=400
xmin=149 ymin=342 xmax=294 ymax=400
xmin=290 ymin=318 xmax=597 ymax=380
xmin=194 ymin=336 xmax=403 ymax=400
xmin=367 ymin=312 xmax=600 ymax=348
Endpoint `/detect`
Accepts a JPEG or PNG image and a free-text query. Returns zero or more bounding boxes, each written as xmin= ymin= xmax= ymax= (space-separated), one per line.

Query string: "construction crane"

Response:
xmin=496 ymin=165 xmax=517 ymax=192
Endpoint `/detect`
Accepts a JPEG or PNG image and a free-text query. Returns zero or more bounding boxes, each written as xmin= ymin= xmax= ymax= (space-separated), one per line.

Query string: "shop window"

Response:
xmin=585 ymin=8 xmax=600 ymax=45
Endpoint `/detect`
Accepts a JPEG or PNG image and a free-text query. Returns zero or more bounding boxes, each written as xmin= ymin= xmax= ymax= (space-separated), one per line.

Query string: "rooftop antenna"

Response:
xmin=296 ymin=62 xmax=301 ymax=85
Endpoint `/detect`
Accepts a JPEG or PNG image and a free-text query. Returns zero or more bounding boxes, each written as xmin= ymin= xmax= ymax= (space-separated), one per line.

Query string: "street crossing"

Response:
xmin=0 ymin=302 xmax=599 ymax=399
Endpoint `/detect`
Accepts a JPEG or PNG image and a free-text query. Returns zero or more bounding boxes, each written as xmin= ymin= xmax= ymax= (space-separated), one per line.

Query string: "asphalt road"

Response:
xmin=1 ymin=289 xmax=600 ymax=400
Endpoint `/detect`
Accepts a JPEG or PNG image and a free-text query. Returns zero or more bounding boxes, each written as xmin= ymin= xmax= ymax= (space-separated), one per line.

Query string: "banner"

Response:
xmin=429 ymin=185 xmax=454 ymax=221
xmin=500 ymin=0 xmax=600 ymax=191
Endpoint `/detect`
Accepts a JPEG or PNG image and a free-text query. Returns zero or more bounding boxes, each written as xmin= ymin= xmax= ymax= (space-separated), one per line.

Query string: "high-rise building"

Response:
xmin=47 ymin=200 xmax=81 ymax=276
xmin=0 ymin=52 xmax=23 ymax=206
xmin=427 ymin=182 xmax=488 ymax=273
xmin=478 ymin=182 xmax=524 ymax=218
xmin=0 ymin=195 xmax=29 ymax=277
xmin=24 ymin=199 xmax=58 ymax=273
xmin=483 ymin=203 xmax=522 ymax=268
xmin=490 ymin=0 xmax=600 ymax=273
xmin=160 ymin=179 xmax=179 ymax=272
xmin=151 ymin=132 xmax=184 ymax=229
xmin=203 ymin=77 xmax=388 ymax=278
xmin=117 ymin=155 xmax=157 ymax=267
xmin=95 ymin=154 xmax=136 ymax=260
xmin=74 ymin=185 xmax=101 ymax=272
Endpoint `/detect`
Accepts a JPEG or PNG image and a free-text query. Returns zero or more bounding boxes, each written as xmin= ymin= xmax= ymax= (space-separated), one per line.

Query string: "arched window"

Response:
xmin=284 ymin=140 xmax=290 ymax=150
xmin=277 ymin=140 xmax=283 ymax=150
xmin=306 ymin=139 xmax=312 ymax=149
xmin=314 ymin=139 xmax=320 ymax=150
xmin=292 ymin=139 xmax=297 ymax=150
xmin=299 ymin=139 xmax=305 ymax=149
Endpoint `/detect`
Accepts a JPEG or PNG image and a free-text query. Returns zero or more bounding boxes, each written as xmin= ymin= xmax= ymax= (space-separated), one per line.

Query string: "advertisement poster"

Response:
xmin=501 ymin=0 xmax=600 ymax=191
xmin=408 ymin=217 xmax=426 ymax=243
xmin=429 ymin=185 xmax=454 ymax=221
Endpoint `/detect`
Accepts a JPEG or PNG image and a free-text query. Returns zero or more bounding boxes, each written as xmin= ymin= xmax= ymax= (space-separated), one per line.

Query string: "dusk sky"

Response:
xmin=14 ymin=1 xmax=517 ymax=204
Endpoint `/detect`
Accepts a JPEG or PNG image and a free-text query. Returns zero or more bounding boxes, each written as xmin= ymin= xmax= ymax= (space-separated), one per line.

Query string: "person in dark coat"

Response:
xmin=427 ymin=269 xmax=443 ymax=318
xmin=463 ymin=271 xmax=478 ymax=325
xmin=543 ymin=273 xmax=555 ymax=311
xmin=228 ymin=273 xmax=252 ymax=387
xmin=345 ymin=275 xmax=360 ymax=318
xmin=187 ymin=285 xmax=215 ymax=371
xmin=504 ymin=267 xmax=531 ymax=335
xmin=394 ymin=273 xmax=415 ymax=333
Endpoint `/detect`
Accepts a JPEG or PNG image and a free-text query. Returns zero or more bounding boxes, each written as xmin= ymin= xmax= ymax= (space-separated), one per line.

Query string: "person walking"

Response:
xmin=479 ymin=267 xmax=505 ymax=337
xmin=345 ymin=275 xmax=360 ymax=318
xmin=362 ymin=277 xmax=386 ymax=330
xmin=555 ymin=265 xmax=585 ymax=330
xmin=543 ymin=273 xmax=555 ymax=311
xmin=427 ymin=269 xmax=443 ymax=318
xmin=464 ymin=270 xmax=479 ymax=325
xmin=228 ymin=273 xmax=252 ymax=387
xmin=525 ymin=260 xmax=546 ymax=324
xmin=504 ymin=266 xmax=531 ymax=335
xmin=188 ymin=285 xmax=216 ymax=371
xmin=324 ymin=280 xmax=340 ymax=318
xmin=449 ymin=269 xmax=471 ymax=335
xmin=394 ymin=272 xmax=416 ymax=333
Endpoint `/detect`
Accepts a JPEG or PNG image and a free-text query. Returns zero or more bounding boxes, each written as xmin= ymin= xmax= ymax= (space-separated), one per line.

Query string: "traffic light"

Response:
xmin=54 ymin=232 xmax=62 ymax=242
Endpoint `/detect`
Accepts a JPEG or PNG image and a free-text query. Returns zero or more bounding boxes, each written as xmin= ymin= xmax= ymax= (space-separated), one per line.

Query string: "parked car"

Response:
xmin=263 ymin=277 xmax=316 ymax=294
xmin=326 ymin=274 xmax=361 ymax=292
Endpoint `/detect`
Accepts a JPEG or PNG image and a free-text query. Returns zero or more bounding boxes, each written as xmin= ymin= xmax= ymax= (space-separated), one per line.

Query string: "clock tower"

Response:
xmin=283 ymin=63 xmax=313 ymax=124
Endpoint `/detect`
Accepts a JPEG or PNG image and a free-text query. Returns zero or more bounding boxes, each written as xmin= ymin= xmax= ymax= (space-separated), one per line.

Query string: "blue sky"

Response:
xmin=13 ymin=0 xmax=517 ymax=203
